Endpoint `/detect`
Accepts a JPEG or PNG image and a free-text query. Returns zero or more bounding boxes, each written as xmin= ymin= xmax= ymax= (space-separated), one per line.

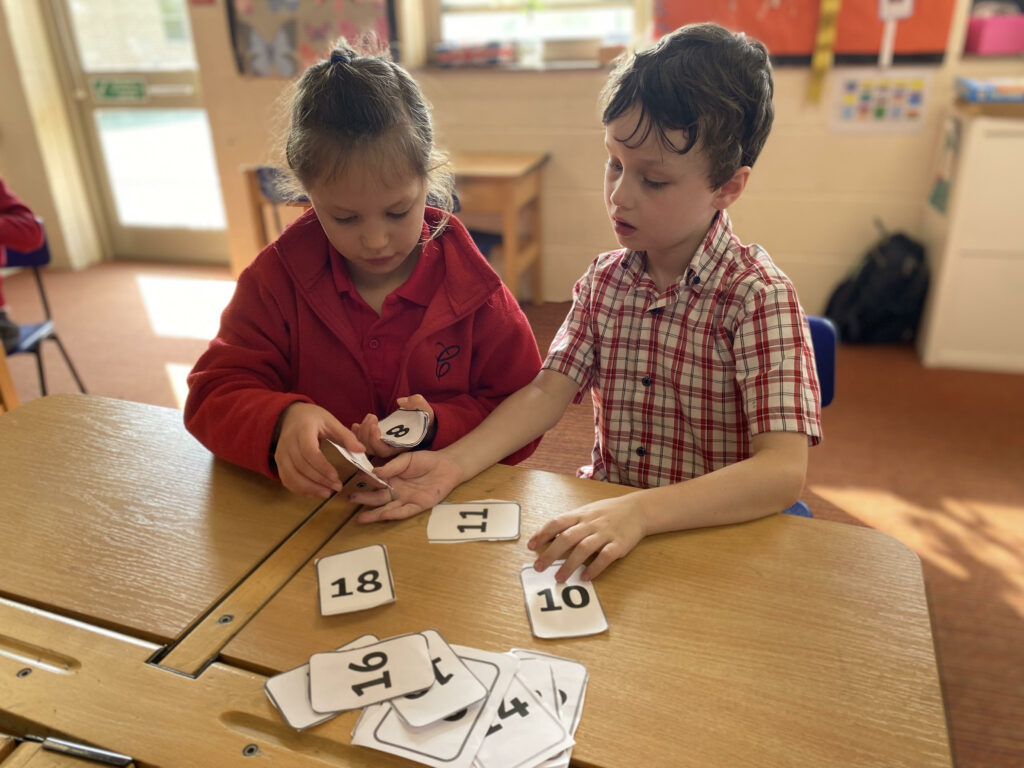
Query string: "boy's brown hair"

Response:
xmin=600 ymin=23 xmax=774 ymax=190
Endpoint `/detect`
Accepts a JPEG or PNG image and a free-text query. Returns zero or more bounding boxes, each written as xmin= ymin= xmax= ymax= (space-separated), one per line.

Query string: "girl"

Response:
xmin=185 ymin=40 xmax=542 ymax=499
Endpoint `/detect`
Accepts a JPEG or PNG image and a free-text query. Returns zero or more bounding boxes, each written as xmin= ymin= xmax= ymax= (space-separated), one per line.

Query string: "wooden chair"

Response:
xmin=0 ymin=347 xmax=18 ymax=411
xmin=242 ymin=165 xmax=308 ymax=249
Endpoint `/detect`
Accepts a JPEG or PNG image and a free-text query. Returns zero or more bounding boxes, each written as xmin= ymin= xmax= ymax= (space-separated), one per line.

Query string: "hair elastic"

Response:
xmin=330 ymin=51 xmax=351 ymax=65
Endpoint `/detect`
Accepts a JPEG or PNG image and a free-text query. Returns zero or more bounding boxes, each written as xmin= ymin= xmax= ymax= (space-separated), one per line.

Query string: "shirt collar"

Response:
xmin=330 ymin=219 xmax=439 ymax=307
xmin=684 ymin=209 xmax=732 ymax=296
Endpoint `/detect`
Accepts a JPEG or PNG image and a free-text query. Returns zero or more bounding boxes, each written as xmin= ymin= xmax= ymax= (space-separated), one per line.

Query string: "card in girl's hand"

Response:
xmin=378 ymin=408 xmax=431 ymax=448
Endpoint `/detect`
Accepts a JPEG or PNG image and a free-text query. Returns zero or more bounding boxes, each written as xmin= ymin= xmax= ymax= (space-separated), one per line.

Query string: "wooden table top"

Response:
xmin=0 ymin=395 xmax=318 ymax=643
xmin=224 ymin=465 xmax=953 ymax=768
xmin=449 ymin=151 xmax=550 ymax=179
xmin=0 ymin=395 xmax=952 ymax=767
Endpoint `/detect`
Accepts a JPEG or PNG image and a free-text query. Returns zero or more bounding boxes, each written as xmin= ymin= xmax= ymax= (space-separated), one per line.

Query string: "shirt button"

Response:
xmin=692 ymin=276 xmax=701 ymax=285
xmin=368 ymin=338 xmax=380 ymax=350
xmin=636 ymin=446 xmax=646 ymax=457
xmin=642 ymin=375 xmax=652 ymax=387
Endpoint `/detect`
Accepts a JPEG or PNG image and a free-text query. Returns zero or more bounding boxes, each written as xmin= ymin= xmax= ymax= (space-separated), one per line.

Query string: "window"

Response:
xmin=426 ymin=0 xmax=643 ymax=68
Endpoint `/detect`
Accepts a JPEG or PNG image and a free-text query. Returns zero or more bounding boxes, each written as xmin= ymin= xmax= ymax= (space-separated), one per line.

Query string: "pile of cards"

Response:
xmin=265 ymin=628 xmax=588 ymax=768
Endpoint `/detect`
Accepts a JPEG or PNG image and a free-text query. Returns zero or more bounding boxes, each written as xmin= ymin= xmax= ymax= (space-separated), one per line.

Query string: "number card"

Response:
xmin=352 ymin=646 xmax=519 ymax=768
xmin=391 ymin=629 xmax=488 ymax=727
xmin=263 ymin=634 xmax=378 ymax=730
xmin=308 ymin=633 xmax=434 ymax=713
xmin=519 ymin=563 xmax=608 ymax=639
xmin=511 ymin=650 xmax=589 ymax=768
xmin=378 ymin=408 xmax=431 ymax=448
xmin=324 ymin=439 xmax=391 ymax=488
xmin=427 ymin=501 xmax=521 ymax=543
xmin=316 ymin=544 xmax=396 ymax=616
xmin=472 ymin=675 xmax=574 ymax=768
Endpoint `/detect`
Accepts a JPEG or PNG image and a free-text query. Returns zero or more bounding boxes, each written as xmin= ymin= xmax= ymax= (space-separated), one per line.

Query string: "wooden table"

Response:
xmin=450 ymin=152 xmax=549 ymax=305
xmin=0 ymin=395 xmax=952 ymax=767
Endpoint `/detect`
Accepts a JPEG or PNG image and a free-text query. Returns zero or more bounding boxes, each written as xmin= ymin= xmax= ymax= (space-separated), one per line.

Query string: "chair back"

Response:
xmin=808 ymin=315 xmax=837 ymax=408
xmin=4 ymin=217 xmax=50 ymax=269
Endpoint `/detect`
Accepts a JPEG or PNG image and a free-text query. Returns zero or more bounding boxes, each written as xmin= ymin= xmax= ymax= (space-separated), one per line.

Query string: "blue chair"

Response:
xmin=5 ymin=220 xmax=87 ymax=396
xmin=781 ymin=315 xmax=837 ymax=518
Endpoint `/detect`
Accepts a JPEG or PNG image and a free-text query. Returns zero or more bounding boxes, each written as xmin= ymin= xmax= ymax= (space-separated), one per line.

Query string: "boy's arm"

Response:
xmin=529 ymin=431 xmax=808 ymax=581
xmin=351 ymin=369 xmax=580 ymax=521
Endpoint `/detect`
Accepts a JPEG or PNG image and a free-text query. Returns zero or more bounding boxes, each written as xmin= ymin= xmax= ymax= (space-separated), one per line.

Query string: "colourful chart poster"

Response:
xmin=832 ymin=69 xmax=930 ymax=131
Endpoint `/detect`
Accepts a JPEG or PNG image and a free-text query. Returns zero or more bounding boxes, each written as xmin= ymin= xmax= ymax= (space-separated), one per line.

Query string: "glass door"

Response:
xmin=54 ymin=0 xmax=227 ymax=262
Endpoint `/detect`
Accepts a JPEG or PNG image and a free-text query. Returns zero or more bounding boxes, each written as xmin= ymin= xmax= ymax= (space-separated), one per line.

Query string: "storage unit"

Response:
xmin=918 ymin=105 xmax=1024 ymax=373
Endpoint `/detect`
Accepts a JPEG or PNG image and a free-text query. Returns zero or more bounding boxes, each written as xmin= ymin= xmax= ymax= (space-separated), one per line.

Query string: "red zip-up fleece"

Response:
xmin=185 ymin=206 xmax=542 ymax=479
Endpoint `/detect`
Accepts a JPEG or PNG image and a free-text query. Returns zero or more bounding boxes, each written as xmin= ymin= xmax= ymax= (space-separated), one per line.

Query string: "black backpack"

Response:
xmin=824 ymin=224 xmax=930 ymax=344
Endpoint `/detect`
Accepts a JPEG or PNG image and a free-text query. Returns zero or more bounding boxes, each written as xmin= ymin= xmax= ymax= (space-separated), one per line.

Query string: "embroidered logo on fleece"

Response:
xmin=435 ymin=342 xmax=460 ymax=380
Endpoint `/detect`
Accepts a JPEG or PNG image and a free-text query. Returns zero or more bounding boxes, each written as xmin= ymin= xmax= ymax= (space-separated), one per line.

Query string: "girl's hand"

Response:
xmin=349 ymin=450 xmax=462 ymax=523
xmin=527 ymin=496 xmax=648 ymax=582
xmin=352 ymin=395 xmax=435 ymax=459
xmin=274 ymin=402 xmax=364 ymax=498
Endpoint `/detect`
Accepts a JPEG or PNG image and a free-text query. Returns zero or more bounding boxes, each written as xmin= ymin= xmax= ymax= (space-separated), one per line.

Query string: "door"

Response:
xmin=53 ymin=0 xmax=227 ymax=262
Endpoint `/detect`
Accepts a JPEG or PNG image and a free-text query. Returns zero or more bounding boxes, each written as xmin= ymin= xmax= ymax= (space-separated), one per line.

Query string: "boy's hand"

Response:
xmin=349 ymin=450 xmax=461 ymax=524
xmin=527 ymin=496 xmax=647 ymax=582
xmin=352 ymin=395 xmax=435 ymax=459
xmin=274 ymin=402 xmax=364 ymax=499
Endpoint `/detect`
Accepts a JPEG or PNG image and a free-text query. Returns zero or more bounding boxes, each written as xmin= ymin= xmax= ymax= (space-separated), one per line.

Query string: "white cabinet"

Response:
xmin=918 ymin=108 xmax=1024 ymax=373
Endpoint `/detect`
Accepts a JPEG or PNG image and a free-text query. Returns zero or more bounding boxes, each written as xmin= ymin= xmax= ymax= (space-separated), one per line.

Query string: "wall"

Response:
xmin=191 ymin=0 xmax=1024 ymax=312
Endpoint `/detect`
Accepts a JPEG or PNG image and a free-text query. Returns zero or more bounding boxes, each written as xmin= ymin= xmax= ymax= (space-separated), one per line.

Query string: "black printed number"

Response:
xmin=404 ymin=657 xmax=454 ymax=700
xmin=386 ymin=424 xmax=410 ymax=438
xmin=348 ymin=651 xmax=392 ymax=696
xmin=537 ymin=585 xmax=591 ymax=612
xmin=332 ymin=569 xmax=383 ymax=598
xmin=457 ymin=508 xmax=488 ymax=534
xmin=486 ymin=697 xmax=530 ymax=736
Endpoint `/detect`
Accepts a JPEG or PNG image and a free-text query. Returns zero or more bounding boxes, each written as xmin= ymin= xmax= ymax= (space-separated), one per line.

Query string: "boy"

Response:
xmin=351 ymin=23 xmax=822 ymax=581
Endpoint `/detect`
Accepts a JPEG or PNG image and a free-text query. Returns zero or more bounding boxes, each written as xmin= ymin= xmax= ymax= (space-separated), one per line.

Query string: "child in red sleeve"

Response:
xmin=0 ymin=178 xmax=45 ymax=353
xmin=184 ymin=40 xmax=542 ymax=498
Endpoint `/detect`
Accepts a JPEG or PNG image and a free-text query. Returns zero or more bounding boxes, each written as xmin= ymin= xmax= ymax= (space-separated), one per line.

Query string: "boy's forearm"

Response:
xmin=441 ymin=370 xmax=577 ymax=483
xmin=635 ymin=432 xmax=808 ymax=535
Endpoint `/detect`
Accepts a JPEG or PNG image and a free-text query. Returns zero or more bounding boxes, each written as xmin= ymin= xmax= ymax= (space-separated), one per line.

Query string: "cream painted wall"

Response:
xmin=191 ymin=0 xmax=1024 ymax=312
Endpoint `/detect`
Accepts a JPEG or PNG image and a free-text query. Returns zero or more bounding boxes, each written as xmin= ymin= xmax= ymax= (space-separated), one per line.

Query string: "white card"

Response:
xmin=308 ymin=633 xmax=434 ymax=713
xmin=515 ymin=658 xmax=558 ymax=714
xmin=325 ymin=439 xmax=391 ymax=488
xmin=264 ymin=634 xmax=378 ymax=730
xmin=471 ymin=674 xmax=574 ymax=768
xmin=352 ymin=646 xmax=519 ymax=768
xmin=391 ymin=629 xmax=488 ymax=727
xmin=316 ymin=544 xmax=396 ymax=616
xmin=519 ymin=563 xmax=608 ymax=639
xmin=427 ymin=501 xmax=521 ymax=542
xmin=378 ymin=408 xmax=431 ymax=448
xmin=510 ymin=650 xmax=589 ymax=768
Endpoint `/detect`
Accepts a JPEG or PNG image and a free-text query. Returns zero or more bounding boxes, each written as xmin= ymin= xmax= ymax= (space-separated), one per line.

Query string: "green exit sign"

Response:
xmin=91 ymin=78 xmax=147 ymax=103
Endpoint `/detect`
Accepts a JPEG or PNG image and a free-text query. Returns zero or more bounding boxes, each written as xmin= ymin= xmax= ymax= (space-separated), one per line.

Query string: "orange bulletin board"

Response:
xmin=655 ymin=0 xmax=957 ymax=59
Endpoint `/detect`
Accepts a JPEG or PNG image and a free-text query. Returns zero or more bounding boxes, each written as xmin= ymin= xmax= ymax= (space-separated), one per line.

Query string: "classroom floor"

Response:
xmin=3 ymin=260 xmax=1022 ymax=767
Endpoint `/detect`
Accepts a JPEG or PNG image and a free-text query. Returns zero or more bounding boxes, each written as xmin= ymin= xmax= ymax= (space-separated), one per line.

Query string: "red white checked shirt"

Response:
xmin=544 ymin=210 xmax=822 ymax=488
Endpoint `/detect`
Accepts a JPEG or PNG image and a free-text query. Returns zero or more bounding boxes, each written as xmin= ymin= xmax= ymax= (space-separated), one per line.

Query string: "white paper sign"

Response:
xmin=264 ymin=634 xmax=378 ymax=730
xmin=308 ymin=633 xmax=433 ymax=713
xmin=378 ymin=408 xmax=431 ymax=448
xmin=316 ymin=544 xmax=396 ymax=616
xmin=352 ymin=646 xmax=519 ymax=768
xmin=427 ymin=501 xmax=521 ymax=542
xmin=325 ymin=439 xmax=391 ymax=488
xmin=520 ymin=563 xmax=608 ymax=639
xmin=391 ymin=629 xmax=488 ymax=727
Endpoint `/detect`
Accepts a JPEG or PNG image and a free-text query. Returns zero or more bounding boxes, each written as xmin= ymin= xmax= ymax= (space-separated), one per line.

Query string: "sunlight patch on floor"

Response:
xmin=812 ymin=485 xmax=1024 ymax=617
xmin=167 ymin=363 xmax=193 ymax=410
xmin=136 ymin=275 xmax=235 ymax=340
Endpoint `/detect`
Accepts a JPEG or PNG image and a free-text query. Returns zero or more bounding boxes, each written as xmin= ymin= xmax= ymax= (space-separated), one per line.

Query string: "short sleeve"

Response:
xmin=542 ymin=266 xmax=596 ymax=404
xmin=733 ymin=280 xmax=822 ymax=445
